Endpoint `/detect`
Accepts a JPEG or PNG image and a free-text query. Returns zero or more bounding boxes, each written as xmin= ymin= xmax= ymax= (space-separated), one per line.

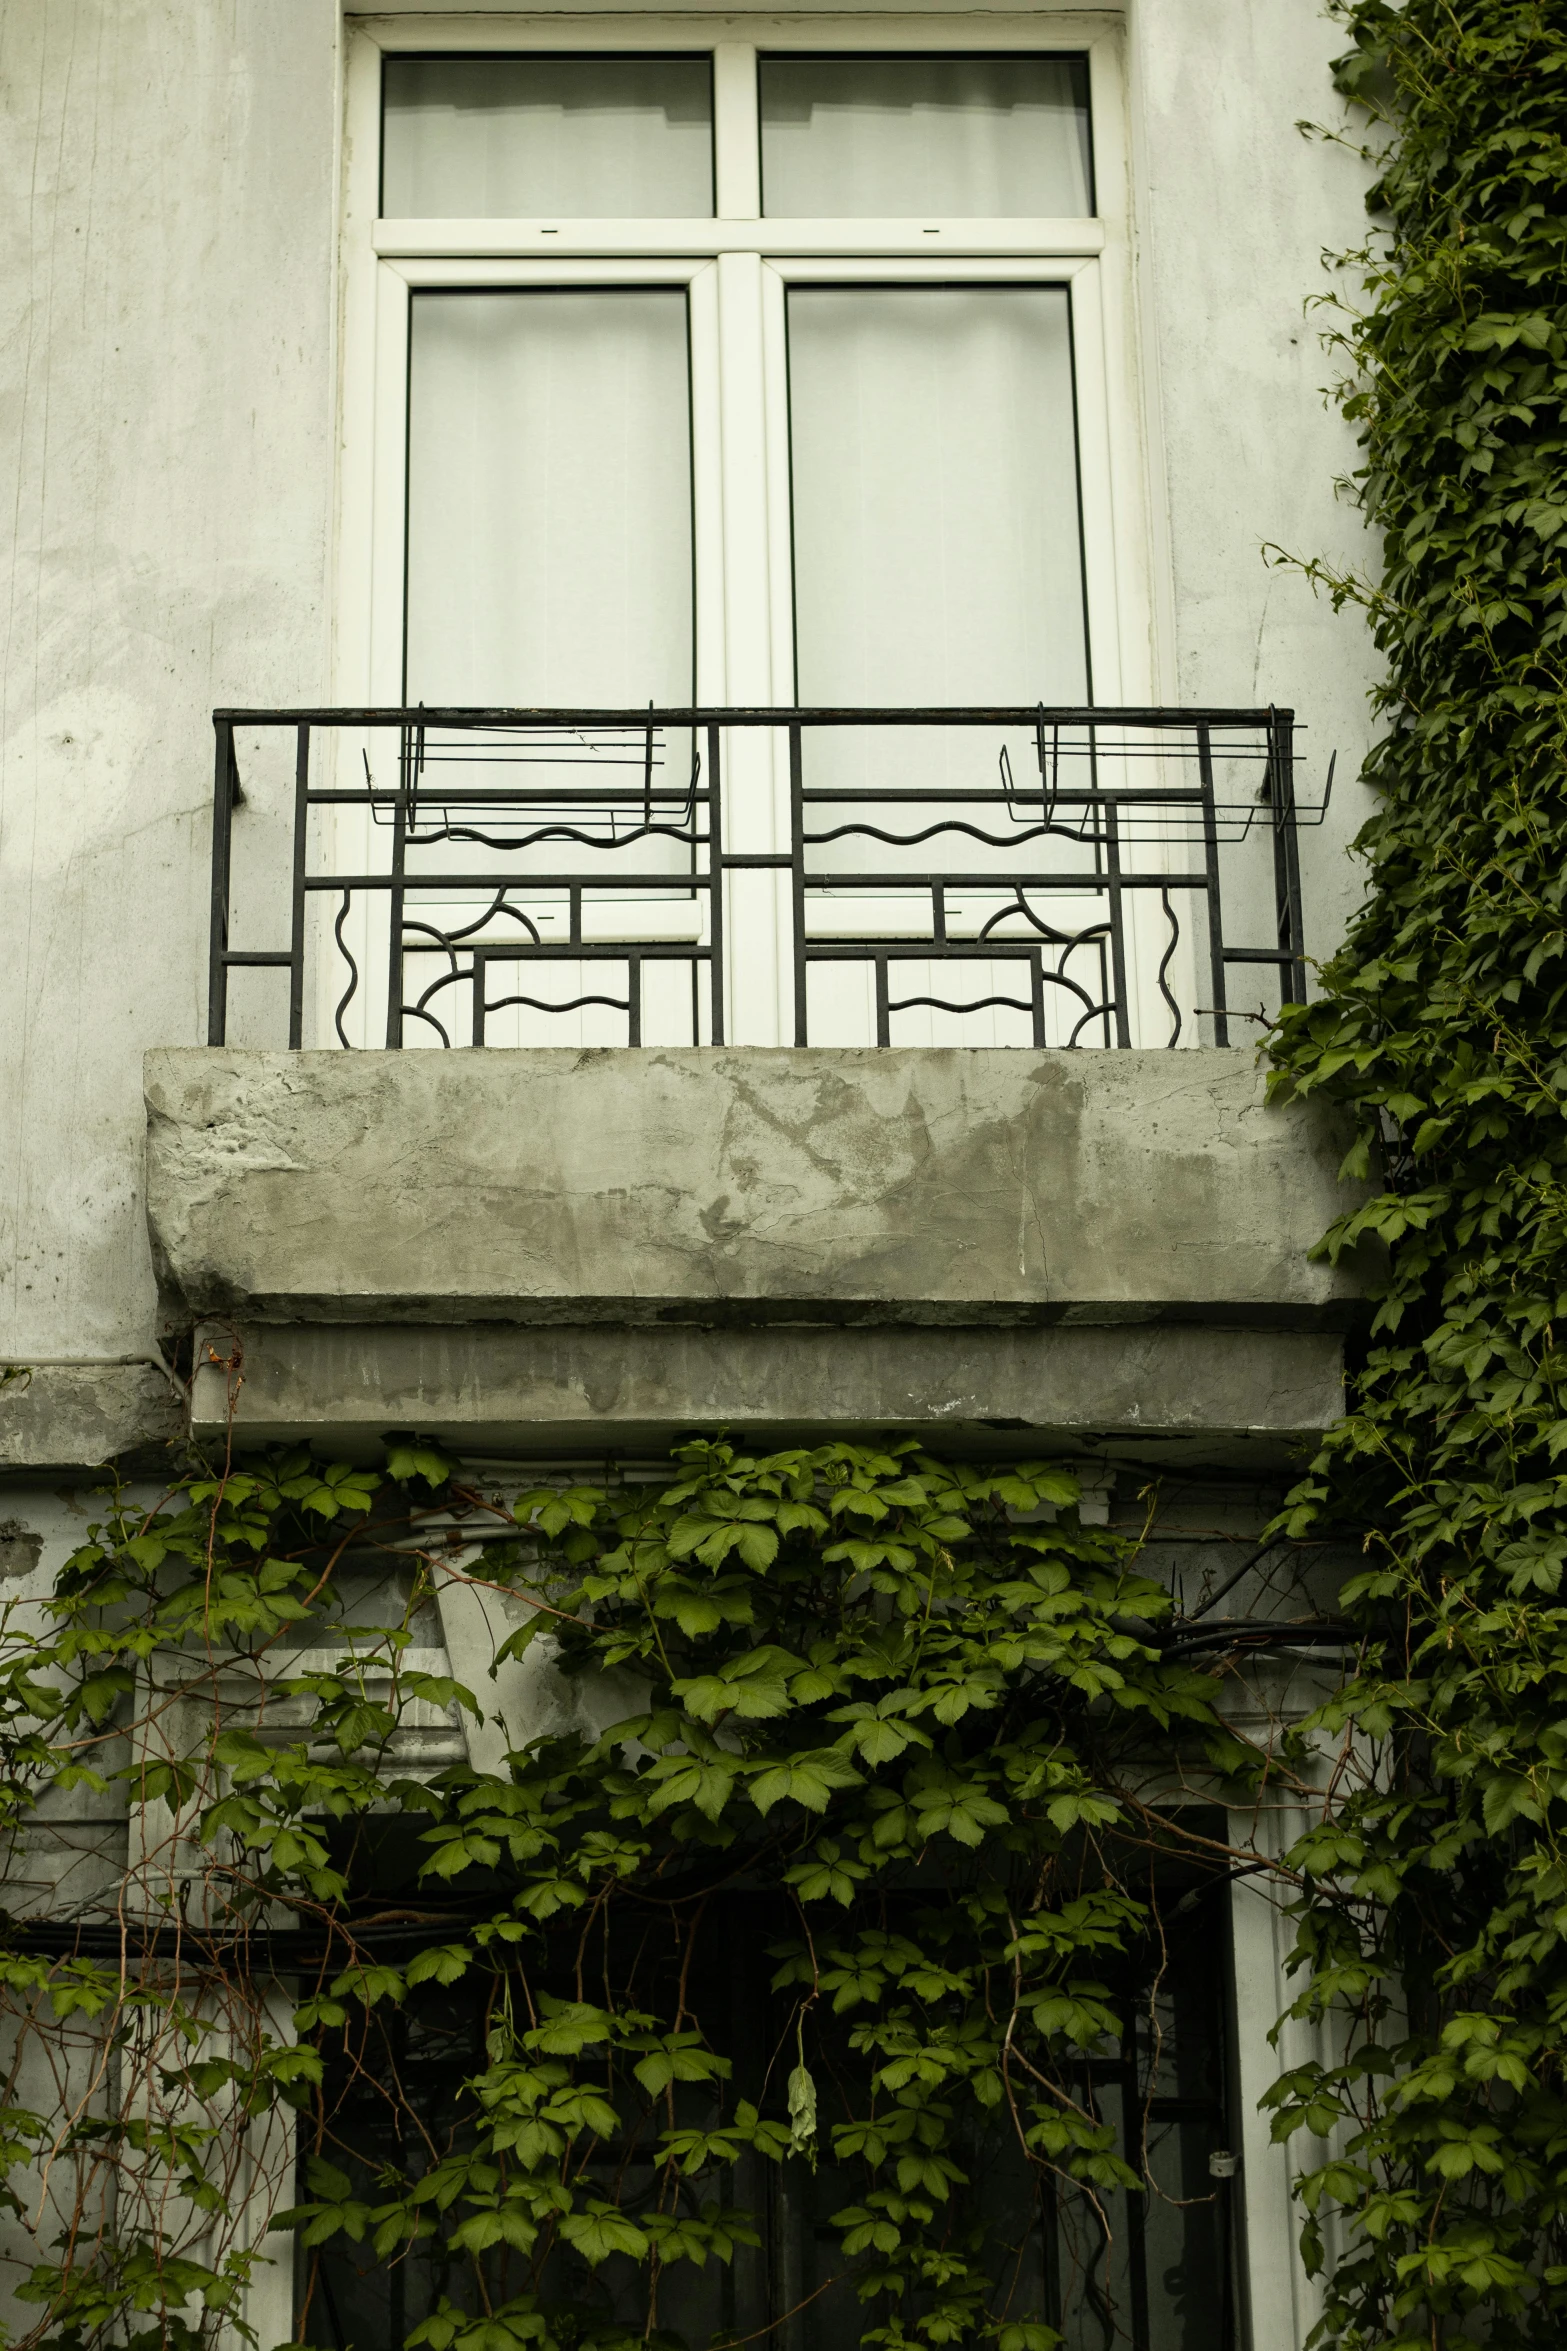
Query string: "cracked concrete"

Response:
xmin=146 ymin=1045 xmax=1373 ymax=1328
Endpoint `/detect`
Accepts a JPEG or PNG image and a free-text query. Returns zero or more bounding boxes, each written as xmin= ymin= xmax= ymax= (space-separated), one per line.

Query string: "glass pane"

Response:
xmin=383 ymin=56 xmax=714 ymax=218
xmin=760 ymin=54 xmax=1091 ymax=217
xmin=788 ymin=284 xmax=1092 ymax=1048
xmin=405 ymin=288 xmax=693 ymax=705
xmin=787 ymin=284 xmax=1087 ymax=706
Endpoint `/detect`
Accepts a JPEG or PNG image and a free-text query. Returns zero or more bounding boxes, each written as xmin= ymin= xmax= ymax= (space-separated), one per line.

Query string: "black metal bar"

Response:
xmin=627 ymin=952 xmax=643 ymax=1048
xmin=799 ymin=785 xmax=1215 ymax=803
xmin=1271 ymin=709 xmax=1307 ymax=1002
xmin=301 ymin=783 xmax=1221 ymax=807
xmin=1030 ymin=949 xmax=1046 ymax=1048
xmin=789 ymin=870 xmax=1211 ymax=892
xmin=1103 ymin=778 xmax=1132 ymax=1049
xmin=215 ymin=703 xmax=1288 ymax=729
xmin=303 ymin=869 xmax=1202 ymax=894
xmin=288 ymin=725 xmax=310 ymax=1049
xmin=874 ymin=956 xmax=891 ymax=1048
xmin=303 ymin=786 xmax=713 ymax=806
xmin=802 ymin=940 xmax=1120 ymax=960
xmin=1197 ymin=722 xmax=1230 ymax=1049
xmin=385 ymin=728 xmax=411 ymax=1047
xmin=887 ymin=989 xmax=1036 ymax=1023
xmin=399 ymin=939 xmax=707 ymax=962
xmin=471 ymin=947 xmax=488 ymax=1048
xmin=207 ymin=720 xmax=236 ymax=1044
xmin=789 ymin=724 xmax=807 ymax=1047
xmin=707 ymin=724 xmax=725 ymax=1047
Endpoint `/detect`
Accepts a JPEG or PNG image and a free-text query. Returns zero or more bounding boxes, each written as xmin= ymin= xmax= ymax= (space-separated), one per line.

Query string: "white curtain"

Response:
xmin=787 ymin=279 xmax=1096 ymax=1045
xmin=405 ymin=288 xmax=693 ymax=706
xmin=760 ymin=56 xmax=1091 ymax=218
xmin=383 ymin=57 xmax=713 ymax=219
xmin=787 ymin=285 xmax=1088 ymax=708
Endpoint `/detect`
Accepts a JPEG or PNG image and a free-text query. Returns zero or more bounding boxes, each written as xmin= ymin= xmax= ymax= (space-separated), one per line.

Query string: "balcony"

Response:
xmin=160 ymin=703 xmax=1361 ymax=1466
xmin=205 ymin=705 xmax=1322 ymax=1054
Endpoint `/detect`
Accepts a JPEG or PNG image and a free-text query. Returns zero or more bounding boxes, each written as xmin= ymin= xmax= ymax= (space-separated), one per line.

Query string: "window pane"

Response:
xmin=787 ymin=285 xmax=1087 ymax=704
xmin=760 ymin=54 xmax=1091 ymax=217
xmin=383 ymin=56 xmax=714 ymax=218
xmin=406 ymin=289 xmax=693 ymax=704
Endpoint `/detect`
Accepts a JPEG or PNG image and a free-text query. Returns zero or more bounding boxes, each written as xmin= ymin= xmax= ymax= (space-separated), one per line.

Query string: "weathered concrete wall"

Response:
xmin=146 ymin=1045 xmax=1369 ymax=1325
xmin=1127 ymin=0 xmax=1381 ymax=967
xmin=0 ymin=1 xmax=339 ymax=1378
xmin=191 ymin=1318 xmax=1346 ymax=1466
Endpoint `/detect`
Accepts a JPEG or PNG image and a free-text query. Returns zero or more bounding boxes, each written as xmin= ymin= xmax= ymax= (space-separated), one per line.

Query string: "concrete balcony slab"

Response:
xmin=145 ymin=1046 xmax=1370 ymax=1331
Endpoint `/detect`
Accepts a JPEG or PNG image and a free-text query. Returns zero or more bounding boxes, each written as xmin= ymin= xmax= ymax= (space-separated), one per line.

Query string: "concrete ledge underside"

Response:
xmin=148 ymin=1047 xmax=1371 ymax=1328
xmin=193 ymin=1323 xmax=1346 ymax=1467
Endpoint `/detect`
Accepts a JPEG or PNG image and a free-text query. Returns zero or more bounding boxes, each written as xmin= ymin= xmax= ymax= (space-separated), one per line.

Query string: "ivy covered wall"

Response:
xmin=1266 ymin=2 xmax=1567 ymax=2343
xmin=0 ymin=1444 xmax=1262 ymax=2351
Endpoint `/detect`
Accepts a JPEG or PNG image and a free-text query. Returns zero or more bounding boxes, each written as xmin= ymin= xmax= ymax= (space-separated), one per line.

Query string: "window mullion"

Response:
xmin=715 ymin=249 xmax=788 ymax=1044
xmin=713 ymin=42 xmax=761 ymax=219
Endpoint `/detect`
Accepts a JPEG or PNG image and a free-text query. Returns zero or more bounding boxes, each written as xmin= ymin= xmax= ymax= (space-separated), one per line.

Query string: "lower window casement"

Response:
xmin=298 ymin=1846 xmax=1243 ymax=2351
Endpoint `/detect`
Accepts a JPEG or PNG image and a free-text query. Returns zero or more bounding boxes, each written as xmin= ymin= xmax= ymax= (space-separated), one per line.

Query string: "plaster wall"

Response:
xmin=2 ymin=0 xmax=1377 ymax=1427
xmin=1127 ymin=0 xmax=1382 ymax=963
xmin=0 ymin=0 xmax=340 ymax=1374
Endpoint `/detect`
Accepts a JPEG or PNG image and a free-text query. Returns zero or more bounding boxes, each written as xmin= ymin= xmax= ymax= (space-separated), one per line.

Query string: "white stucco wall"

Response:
xmin=0 ymin=0 xmax=340 ymax=1369
xmin=1129 ymin=0 xmax=1380 ymax=962
xmin=1 ymin=0 xmax=1377 ymax=1382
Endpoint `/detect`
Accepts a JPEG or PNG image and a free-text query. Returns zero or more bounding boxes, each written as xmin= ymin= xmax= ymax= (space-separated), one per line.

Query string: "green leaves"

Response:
xmin=1 ymin=1431 xmax=1242 ymax=2351
xmin=671 ymin=1644 xmax=803 ymax=1723
xmin=667 ymin=1508 xmax=780 ymax=1574
xmin=1263 ymin=8 xmax=1567 ymax=2343
xmin=903 ymin=1764 xmax=1008 ymax=1850
xmin=749 ymin=1749 xmax=865 ymax=1816
xmin=559 ymin=2203 xmax=649 ymax=2264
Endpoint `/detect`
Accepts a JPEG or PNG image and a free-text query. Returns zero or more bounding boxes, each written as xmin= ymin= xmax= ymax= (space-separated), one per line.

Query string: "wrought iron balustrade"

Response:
xmin=207 ymin=706 xmax=1325 ymax=1052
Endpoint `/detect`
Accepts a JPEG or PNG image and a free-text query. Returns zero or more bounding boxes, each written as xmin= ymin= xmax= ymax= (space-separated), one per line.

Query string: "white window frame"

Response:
xmin=333 ymin=13 xmax=1164 ymax=1048
xmin=339 ymin=12 xmax=1151 ymax=705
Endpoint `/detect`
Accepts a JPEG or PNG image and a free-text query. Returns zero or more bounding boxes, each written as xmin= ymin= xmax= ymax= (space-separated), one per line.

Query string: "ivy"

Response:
xmin=0 ymin=1440 xmax=1260 ymax=2351
xmin=1265 ymin=2 xmax=1567 ymax=2344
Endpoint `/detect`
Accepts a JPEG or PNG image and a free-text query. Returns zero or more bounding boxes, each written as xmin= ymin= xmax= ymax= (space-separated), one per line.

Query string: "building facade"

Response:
xmin=1 ymin=6 xmax=1381 ymax=2347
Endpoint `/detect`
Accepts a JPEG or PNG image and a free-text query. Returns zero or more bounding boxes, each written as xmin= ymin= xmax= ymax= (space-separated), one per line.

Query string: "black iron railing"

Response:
xmin=208 ymin=707 xmax=1326 ymax=1052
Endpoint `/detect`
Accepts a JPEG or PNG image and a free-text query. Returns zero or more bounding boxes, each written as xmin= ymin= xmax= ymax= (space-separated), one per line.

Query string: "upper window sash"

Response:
xmin=376 ymin=46 xmax=1097 ymax=227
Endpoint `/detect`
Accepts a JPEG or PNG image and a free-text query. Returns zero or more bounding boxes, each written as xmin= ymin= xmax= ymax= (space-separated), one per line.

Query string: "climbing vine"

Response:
xmin=1263 ymin=2 xmax=1567 ymax=2344
xmin=0 ymin=1440 xmax=1263 ymax=2351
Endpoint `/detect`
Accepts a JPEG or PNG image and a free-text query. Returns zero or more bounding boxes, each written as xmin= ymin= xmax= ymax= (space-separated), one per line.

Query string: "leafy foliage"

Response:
xmin=1264 ymin=3 xmax=1567 ymax=2343
xmin=0 ymin=1441 xmax=1253 ymax=2351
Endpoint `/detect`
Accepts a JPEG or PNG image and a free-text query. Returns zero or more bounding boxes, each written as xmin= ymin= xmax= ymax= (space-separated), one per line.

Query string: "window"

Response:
xmin=335 ymin=21 xmax=1155 ymax=1051
xmin=301 ymin=1853 xmax=1241 ymax=2351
